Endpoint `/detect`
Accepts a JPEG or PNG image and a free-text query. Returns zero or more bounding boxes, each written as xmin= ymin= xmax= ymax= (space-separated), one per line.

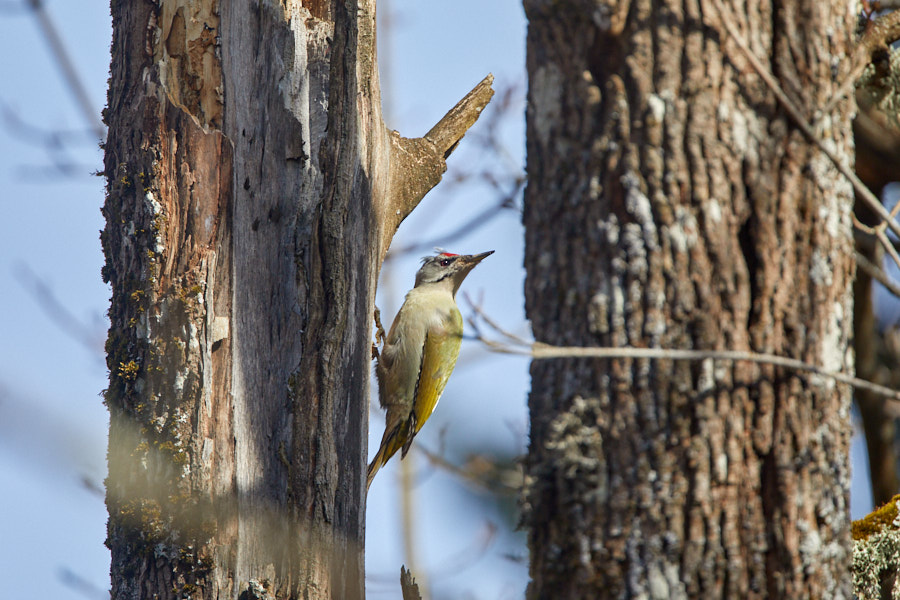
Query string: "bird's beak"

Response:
xmin=462 ymin=250 xmax=494 ymax=267
xmin=450 ymin=251 xmax=494 ymax=295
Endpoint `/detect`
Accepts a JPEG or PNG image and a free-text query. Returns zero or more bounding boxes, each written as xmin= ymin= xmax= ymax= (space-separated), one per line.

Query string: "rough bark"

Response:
xmin=522 ymin=0 xmax=855 ymax=598
xmin=102 ymin=1 xmax=491 ymax=599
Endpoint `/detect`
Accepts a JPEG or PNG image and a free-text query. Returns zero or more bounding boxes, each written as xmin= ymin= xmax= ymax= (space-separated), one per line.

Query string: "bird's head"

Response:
xmin=414 ymin=250 xmax=494 ymax=296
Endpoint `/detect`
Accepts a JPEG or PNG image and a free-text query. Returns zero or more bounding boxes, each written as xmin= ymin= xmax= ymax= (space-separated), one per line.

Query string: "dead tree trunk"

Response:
xmin=522 ymin=0 xmax=855 ymax=597
xmin=101 ymin=1 xmax=491 ymax=598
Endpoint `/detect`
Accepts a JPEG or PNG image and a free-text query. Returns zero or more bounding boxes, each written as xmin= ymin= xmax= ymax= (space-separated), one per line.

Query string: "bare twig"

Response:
xmin=415 ymin=443 xmax=519 ymax=495
xmin=463 ymin=291 xmax=532 ymax=347
xmin=856 ymin=250 xmax=900 ymax=300
xmin=876 ymin=228 xmax=900 ymax=278
xmin=465 ymin=300 xmax=900 ymax=404
xmin=857 ymin=218 xmax=900 ymax=273
xmin=27 ymin=0 xmax=105 ymax=139
xmin=58 ymin=567 xmax=107 ymax=600
xmin=424 ymin=522 xmax=498 ymax=581
xmin=386 ymin=189 xmax=520 ymax=259
xmin=14 ymin=262 xmax=105 ymax=354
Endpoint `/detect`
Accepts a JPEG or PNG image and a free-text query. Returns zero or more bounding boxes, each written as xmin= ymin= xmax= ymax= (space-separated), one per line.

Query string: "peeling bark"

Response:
xmin=102 ymin=1 xmax=492 ymax=598
xmin=522 ymin=0 xmax=855 ymax=597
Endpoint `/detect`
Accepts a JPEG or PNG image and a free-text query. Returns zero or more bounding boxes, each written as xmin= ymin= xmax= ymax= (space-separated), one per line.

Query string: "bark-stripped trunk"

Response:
xmin=102 ymin=1 xmax=491 ymax=598
xmin=522 ymin=1 xmax=855 ymax=597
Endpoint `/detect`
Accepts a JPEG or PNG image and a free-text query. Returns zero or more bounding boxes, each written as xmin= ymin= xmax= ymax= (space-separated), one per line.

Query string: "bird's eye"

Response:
xmin=440 ymin=258 xmax=452 ymax=267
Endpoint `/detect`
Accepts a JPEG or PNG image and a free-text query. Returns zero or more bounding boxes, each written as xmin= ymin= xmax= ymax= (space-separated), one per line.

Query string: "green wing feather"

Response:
xmin=401 ymin=308 xmax=463 ymax=457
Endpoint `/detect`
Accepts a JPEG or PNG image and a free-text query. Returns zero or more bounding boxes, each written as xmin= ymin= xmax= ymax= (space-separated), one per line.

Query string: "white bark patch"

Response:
xmin=211 ymin=317 xmax=230 ymax=344
xmin=144 ymin=191 xmax=166 ymax=254
xmin=821 ymin=300 xmax=845 ymax=374
xmin=706 ymin=199 xmax=722 ymax=224
xmin=818 ymin=203 xmax=841 ymax=239
xmin=715 ymin=452 xmax=728 ymax=482
xmin=611 ymin=282 xmax=626 ymax=335
xmin=174 ymin=370 xmax=186 ymax=394
xmin=647 ymin=93 xmax=666 ymax=125
xmin=589 ymin=175 xmax=602 ymax=200
xmin=188 ymin=322 xmax=201 ymax=355
xmin=283 ymin=5 xmax=332 ymax=166
xmin=809 ymin=248 xmax=833 ymax=287
xmin=667 ymin=205 xmax=699 ymax=254
xmin=598 ymin=214 xmax=620 ymax=245
xmin=623 ymin=223 xmax=648 ymax=282
xmin=622 ymin=171 xmax=658 ymax=251
xmin=697 ymin=358 xmax=715 ymax=394
xmin=719 ymin=101 xmax=749 ymax=154
xmin=589 ymin=291 xmax=609 ymax=334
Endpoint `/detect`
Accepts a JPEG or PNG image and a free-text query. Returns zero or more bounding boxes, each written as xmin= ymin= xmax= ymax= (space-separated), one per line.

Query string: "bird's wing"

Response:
xmin=401 ymin=310 xmax=463 ymax=457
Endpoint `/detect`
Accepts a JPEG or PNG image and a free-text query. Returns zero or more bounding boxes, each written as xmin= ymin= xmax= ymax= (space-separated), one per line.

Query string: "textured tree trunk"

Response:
xmin=522 ymin=0 xmax=855 ymax=597
xmin=102 ymin=1 xmax=491 ymax=598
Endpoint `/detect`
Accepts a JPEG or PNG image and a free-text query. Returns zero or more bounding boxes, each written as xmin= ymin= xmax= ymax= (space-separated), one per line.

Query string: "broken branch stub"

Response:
xmin=379 ymin=74 xmax=495 ymax=260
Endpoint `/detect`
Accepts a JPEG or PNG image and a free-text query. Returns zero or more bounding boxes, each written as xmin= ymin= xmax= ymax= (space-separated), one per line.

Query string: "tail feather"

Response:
xmin=367 ymin=420 xmax=409 ymax=490
xmin=366 ymin=446 xmax=385 ymax=491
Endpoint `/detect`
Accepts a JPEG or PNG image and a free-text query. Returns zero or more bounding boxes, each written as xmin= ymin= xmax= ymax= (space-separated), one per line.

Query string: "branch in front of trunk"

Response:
xmin=463 ymin=293 xmax=900 ymax=407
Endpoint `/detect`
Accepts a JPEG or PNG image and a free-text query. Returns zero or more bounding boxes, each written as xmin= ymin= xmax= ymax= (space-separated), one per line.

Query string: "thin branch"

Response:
xmin=58 ymin=567 xmax=107 ymax=600
xmin=465 ymin=300 xmax=900 ymax=404
xmin=423 ymin=522 xmax=498 ymax=581
xmin=0 ymin=102 xmax=98 ymax=147
xmin=859 ymin=218 xmax=900 ymax=272
xmin=14 ymin=262 xmax=105 ymax=355
xmin=856 ymin=250 xmax=900 ymax=300
xmin=497 ymin=340 xmax=900 ymax=402
xmin=463 ymin=291 xmax=533 ymax=347
xmin=710 ymin=0 xmax=900 ymax=247
xmin=876 ymin=228 xmax=900 ymax=279
xmin=880 ymin=198 xmax=900 ymax=237
xmin=27 ymin=0 xmax=105 ymax=139
xmin=415 ymin=443 xmax=519 ymax=496
xmin=386 ymin=187 xmax=520 ymax=259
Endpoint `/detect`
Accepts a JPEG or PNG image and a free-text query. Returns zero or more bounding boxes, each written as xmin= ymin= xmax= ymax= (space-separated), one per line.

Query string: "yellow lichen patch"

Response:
xmin=118 ymin=499 xmax=165 ymax=541
xmin=852 ymin=494 xmax=900 ymax=541
xmin=118 ymin=360 xmax=140 ymax=381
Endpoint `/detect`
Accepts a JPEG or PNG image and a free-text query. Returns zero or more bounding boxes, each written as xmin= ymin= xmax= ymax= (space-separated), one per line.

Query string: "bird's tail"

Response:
xmin=367 ymin=420 xmax=408 ymax=490
xmin=366 ymin=447 xmax=385 ymax=491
